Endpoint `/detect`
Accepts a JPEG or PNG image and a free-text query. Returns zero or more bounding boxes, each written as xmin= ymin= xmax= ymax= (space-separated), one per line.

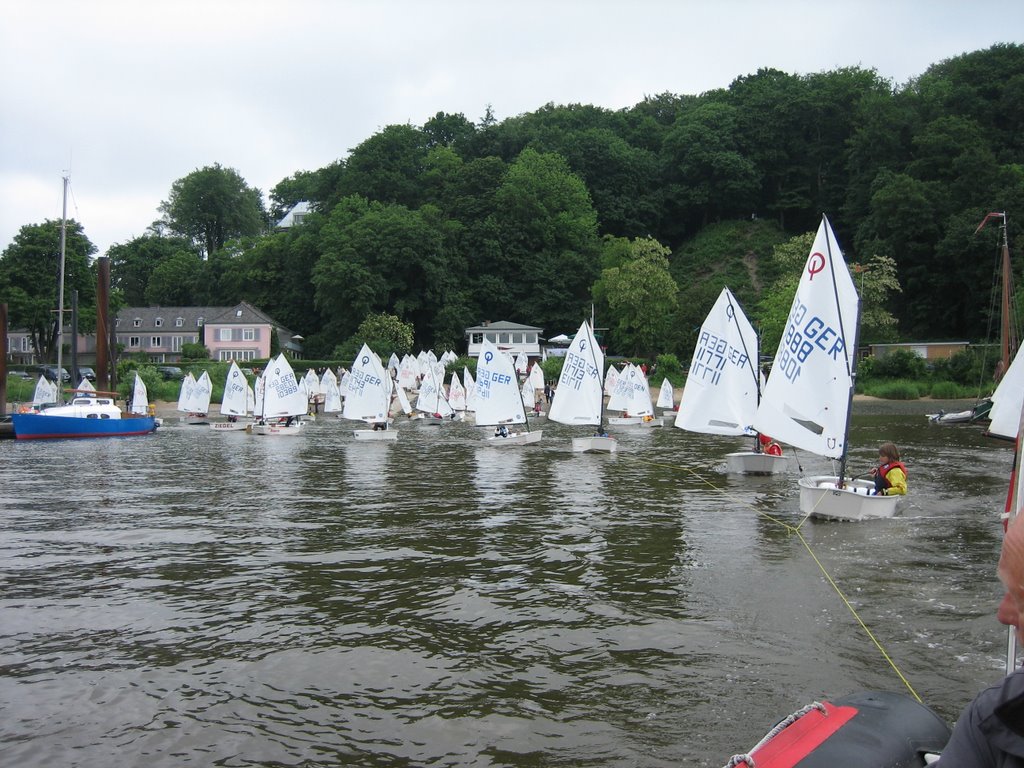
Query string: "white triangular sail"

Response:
xmin=395 ymin=384 xmax=413 ymax=415
xmin=32 ymin=375 xmax=56 ymax=406
xmin=190 ymin=371 xmax=213 ymax=414
xmin=675 ymin=287 xmax=760 ymax=435
xmin=177 ymin=372 xmax=196 ymax=412
xmin=464 ymin=367 xmax=477 ymax=411
xmin=989 ymin=346 xmax=1024 ymax=439
xmin=253 ymin=373 xmax=265 ymax=418
xmin=753 ymin=216 xmax=858 ymax=459
xmin=415 ymin=362 xmax=453 ymax=416
xmin=548 ymin=320 xmax=605 ymax=426
xmin=606 ymin=364 xmax=633 ymax=412
xmin=76 ymin=378 xmax=96 ymax=394
xmin=220 ymin=362 xmax=249 ymax=417
xmin=321 ymin=368 xmax=342 ymax=413
xmin=343 ymin=345 xmax=391 ymax=422
xmin=514 ymin=352 xmax=529 ymax=375
xmin=474 ymin=339 xmax=527 ymax=426
xmin=604 ymin=365 xmax=620 ymax=396
xmin=528 ymin=362 xmax=545 ymax=390
xmin=448 ymin=373 xmax=467 ymax=412
xmin=262 ymin=354 xmax=308 ymax=419
xmin=129 ymin=373 xmax=149 ymax=415
xmin=657 ymin=378 xmax=675 ymax=409
xmin=521 ymin=378 xmax=536 ymax=410
xmin=246 ymin=384 xmax=256 ymax=415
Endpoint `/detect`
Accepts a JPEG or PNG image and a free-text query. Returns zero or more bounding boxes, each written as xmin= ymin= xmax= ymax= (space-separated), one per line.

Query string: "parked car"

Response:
xmin=157 ymin=366 xmax=184 ymax=380
xmin=76 ymin=366 xmax=96 ymax=382
xmin=8 ymin=370 xmax=32 ymax=380
xmin=38 ymin=365 xmax=70 ymax=382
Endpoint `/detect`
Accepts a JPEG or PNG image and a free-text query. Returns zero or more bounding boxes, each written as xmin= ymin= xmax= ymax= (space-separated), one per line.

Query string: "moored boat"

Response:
xmin=11 ymin=395 xmax=157 ymax=439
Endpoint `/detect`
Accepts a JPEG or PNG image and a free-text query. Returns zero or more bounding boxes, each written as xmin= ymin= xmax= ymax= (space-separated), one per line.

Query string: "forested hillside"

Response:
xmin=4 ymin=44 xmax=1022 ymax=361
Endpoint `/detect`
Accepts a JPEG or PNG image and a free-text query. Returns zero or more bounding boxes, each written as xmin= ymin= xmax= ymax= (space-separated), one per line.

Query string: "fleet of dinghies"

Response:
xmin=139 ymin=212 xmax=978 ymax=522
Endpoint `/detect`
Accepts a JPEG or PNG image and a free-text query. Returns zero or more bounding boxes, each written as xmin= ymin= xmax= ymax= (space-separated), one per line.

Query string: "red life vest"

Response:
xmin=879 ymin=461 xmax=907 ymax=488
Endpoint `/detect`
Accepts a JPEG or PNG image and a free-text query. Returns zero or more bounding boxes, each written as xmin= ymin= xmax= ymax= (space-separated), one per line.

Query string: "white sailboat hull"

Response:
xmin=249 ymin=420 xmax=306 ymax=437
xmin=798 ymin=476 xmax=900 ymax=521
xmin=354 ymin=429 xmax=398 ymax=441
xmin=572 ymin=435 xmax=618 ymax=453
xmin=725 ymin=451 xmax=788 ymax=475
xmin=209 ymin=420 xmax=250 ymax=432
xmin=486 ymin=430 xmax=543 ymax=447
xmin=185 ymin=414 xmax=210 ymax=425
xmin=608 ymin=416 xmax=663 ymax=428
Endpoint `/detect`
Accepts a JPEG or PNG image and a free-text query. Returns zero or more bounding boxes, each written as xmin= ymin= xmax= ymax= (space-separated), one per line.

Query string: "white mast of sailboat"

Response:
xmin=55 ymin=174 xmax=69 ymax=402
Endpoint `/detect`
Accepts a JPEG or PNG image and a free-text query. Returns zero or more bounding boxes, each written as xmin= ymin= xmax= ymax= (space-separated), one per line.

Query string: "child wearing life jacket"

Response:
xmin=872 ymin=442 xmax=907 ymax=495
xmin=757 ymin=433 xmax=783 ymax=456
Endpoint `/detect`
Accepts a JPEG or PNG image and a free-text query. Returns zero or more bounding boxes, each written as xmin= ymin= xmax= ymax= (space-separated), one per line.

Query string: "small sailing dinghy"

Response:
xmin=656 ymin=377 xmax=676 ymax=414
xmin=210 ymin=361 xmax=251 ymax=431
xmin=547 ymin=319 xmax=617 ymax=452
xmin=475 ymin=339 xmax=542 ymax=446
xmin=607 ymin=364 xmax=663 ymax=427
xmin=344 ymin=344 xmax=398 ymax=441
xmin=754 ymin=215 xmax=897 ymax=520
xmin=249 ymin=353 xmax=307 ymax=436
xmin=675 ymin=287 xmax=787 ymax=474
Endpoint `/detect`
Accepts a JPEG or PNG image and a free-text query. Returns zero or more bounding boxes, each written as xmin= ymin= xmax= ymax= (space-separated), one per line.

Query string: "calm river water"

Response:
xmin=0 ymin=401 xmax=1017 ymax=767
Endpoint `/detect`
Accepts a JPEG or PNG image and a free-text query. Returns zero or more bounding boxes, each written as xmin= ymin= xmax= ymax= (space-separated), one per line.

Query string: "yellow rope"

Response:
xmin=634 ymin=457 xmax=922 ymax=703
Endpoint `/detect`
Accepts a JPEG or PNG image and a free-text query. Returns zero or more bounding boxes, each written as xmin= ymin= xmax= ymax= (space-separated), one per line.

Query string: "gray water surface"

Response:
xmin=0 ymin=404 xmax=1014 ymax=766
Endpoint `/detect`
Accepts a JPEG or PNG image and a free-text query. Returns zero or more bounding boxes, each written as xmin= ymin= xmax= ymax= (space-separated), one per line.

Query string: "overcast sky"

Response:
xmin=2 ymin=0 xmax=1020 ymax=258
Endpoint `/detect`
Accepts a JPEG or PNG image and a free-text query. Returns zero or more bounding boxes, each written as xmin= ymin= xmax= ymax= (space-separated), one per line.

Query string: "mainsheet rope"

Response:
xmin=634 ymin=456 xmax=923 ymax=704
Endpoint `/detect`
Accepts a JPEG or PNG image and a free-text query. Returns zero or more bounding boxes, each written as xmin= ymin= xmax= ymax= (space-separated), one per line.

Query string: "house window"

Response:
xmin=219 ymin=349 xmax=256 ymax=362
xmin=499 ymin=333 xmax=510 ymax=344
xmin=197 ymin=317 xmax=204 ymax=327
xmin=151 ymin=336 xmax=162 ymax=347
xmin=471 ymin=333 xmax=483 ymax=344
xmin=129 ymin=336 xmax=140 ymax=348
xmin=243 ymin=327 xmax=255 ymax=341
xmin=116 ymin=317 xmax=121 ymax=327
xmin=512 ymin=333 xmax=523 ymax=344
xmin=219 ymin=328 xmax=232 ymax=342
xmin=526 ymin=333 xmax=536 ymax=345
xmin=133 ymin=318 xmax=142 ymax=328
xmin=172 ymin=336 xmax=183 ymax=352
xmin=175 ymin=317 xmax=183 ymax=327
xmin=155 ymin=317 xmax=163 ymax=328
xmin=20 ymin=337 xmax=32 ymax=352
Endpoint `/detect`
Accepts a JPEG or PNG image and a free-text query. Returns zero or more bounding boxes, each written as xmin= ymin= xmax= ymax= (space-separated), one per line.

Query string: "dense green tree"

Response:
xmin=336 ymin=312 xmax=415 ymax=361
xmin=0 ymin=219 xmax=97 ymax=360
xmin=728 ymin=68 xmax=813 ymax=229
xmin=108 ymin=233 xmax=197 ymax=305
xmin=660 ymin=101 xmax=761 ymax=239
xmin=594 ymin=236 xmax=678 ymax=356
xmin=159 ymin=163 xmax=267 ymax=258
xmin=144 ymin=250 xmax=203 ymax=305
xmin=331 ymin=124 xmax=430 ymax=208
xmin=490 ymin=148 xmax=601 ymax=332
xmin=312 ymin=196 xmax=454 ymax=350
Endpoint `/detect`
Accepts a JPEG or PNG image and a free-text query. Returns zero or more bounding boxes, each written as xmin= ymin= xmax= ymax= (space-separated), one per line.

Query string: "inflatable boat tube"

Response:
xmin=725 ymin=691 xmax=950 ymax=768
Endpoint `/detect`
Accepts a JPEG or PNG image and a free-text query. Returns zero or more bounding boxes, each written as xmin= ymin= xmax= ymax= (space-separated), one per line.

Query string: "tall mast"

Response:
xmin=999 ymin=213 xmax=1016 ymax=372
xmin=55 ymin=174 xmax=68 ymax=400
